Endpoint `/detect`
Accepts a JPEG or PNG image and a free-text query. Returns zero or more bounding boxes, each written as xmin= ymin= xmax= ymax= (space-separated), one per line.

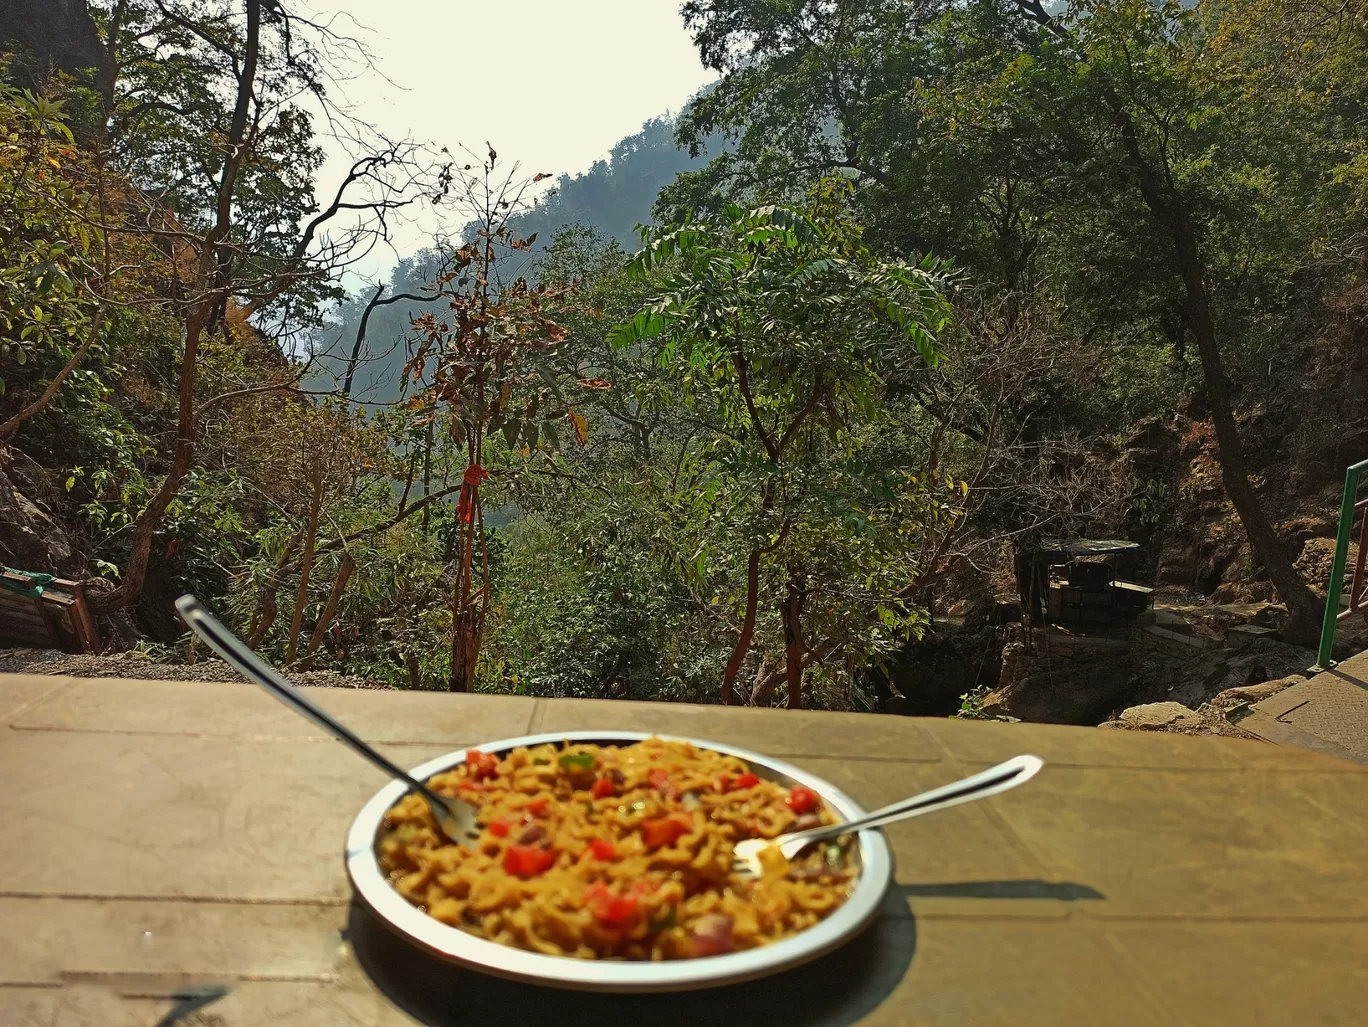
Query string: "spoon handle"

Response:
xmin=786 ymin=754 xmax=1043 ymax=848
xmin=175 ymin=595 xmax=441 ymax=805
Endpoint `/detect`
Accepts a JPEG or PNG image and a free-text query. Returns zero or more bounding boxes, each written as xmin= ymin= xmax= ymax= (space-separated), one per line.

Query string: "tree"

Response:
xmin=404 ymin=152 xmax=585 ymax=691
xmin=990 ymin=0 xmax=1341 ymax=639
xmin=70 ymin=0 xmax=437 ymax=613
xmin=614 ymin=181 xmax=955 ymax=707
xmin=663 ymin=0 xmax=945 ymax=219
xmin=0 ymin=84 xmax=103 ymax=441
xmin=673 ymin=0 xmax=1356 ymax=639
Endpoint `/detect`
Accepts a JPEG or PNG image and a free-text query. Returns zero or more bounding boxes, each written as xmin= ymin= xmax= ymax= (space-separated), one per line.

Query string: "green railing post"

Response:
xmin=1314 ymin=460 xmax=1368 ymax=672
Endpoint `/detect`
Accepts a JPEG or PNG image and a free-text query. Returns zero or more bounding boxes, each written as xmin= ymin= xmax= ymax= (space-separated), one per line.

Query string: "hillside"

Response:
xmin=306 ymin=116 xmax=714 ymax=405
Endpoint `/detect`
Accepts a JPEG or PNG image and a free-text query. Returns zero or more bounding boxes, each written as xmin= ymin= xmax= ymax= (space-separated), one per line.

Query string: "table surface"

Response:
xmin=2 ymin=672 xmax=1367 ymax=1027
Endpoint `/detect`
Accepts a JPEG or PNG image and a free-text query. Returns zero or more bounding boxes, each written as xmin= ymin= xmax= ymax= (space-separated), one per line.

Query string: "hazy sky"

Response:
xmin=304 ymin=0 xmax=717 ymax=277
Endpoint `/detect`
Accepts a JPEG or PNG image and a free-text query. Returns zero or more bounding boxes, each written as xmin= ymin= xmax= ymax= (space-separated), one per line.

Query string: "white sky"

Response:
xmin=304 ymin=0 xmax=717 ymax=280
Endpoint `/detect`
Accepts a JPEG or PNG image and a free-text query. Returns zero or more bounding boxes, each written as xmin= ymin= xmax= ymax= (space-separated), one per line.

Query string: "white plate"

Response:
xmin=345 ymin=730 xmax=893 ymax=992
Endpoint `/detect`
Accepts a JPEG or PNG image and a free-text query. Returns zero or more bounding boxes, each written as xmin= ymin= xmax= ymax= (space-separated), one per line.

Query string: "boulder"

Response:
xmin=1295 ymin=537 xmax=1357 ymax=593
xmin=981 ymin=647 xmax=1136 ymax=725
xmin=1115 ymin=701 xmax=1204 ymax=731
xmin=0 ymin=466 xmax=83 ymax=575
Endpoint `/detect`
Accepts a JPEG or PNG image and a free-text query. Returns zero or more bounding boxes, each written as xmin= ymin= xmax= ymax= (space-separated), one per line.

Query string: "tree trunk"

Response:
xmin=246 ymin=589 xmax=278 ymax=650
xmin=721 ymin=548 xmax=760 ymax=705
xmin=300 ymin=552 xmax=354 ymax=669
xmin=781 ymin=568 xmax=806 ymax=710
xmin=1116 ymin=115 xmax=1323 ymax=644
xmin=88 ymin=308 xmax=207 ymax=614
xmin=284 ymin=476 xmax=323 ymax=665
xmin=448 ymin=484 xmax=484 ymax=692
xmin=749 ymin=657 xmax=780 ymax=708
xmin=86 ymin=2 xmax=263 ymax=616
xmin=246 ymin=533 xmax=302 ymax=648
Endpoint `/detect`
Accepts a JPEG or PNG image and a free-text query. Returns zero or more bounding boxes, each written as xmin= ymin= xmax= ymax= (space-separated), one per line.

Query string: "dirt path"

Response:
xmin=0 ymin=648 xmax=392 ymax=689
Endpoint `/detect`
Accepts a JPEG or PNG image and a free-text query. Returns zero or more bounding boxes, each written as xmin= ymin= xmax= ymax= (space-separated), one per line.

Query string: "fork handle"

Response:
xmin=175 ymin=595 xmax=449 ymax=810
xmin=784 ymin=754 xmax=1043 ymax=848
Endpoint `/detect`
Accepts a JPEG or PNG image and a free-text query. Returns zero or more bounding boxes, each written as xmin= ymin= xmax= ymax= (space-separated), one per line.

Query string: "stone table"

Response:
xmin=2 ymin=674 xmax=1366 ymax=1026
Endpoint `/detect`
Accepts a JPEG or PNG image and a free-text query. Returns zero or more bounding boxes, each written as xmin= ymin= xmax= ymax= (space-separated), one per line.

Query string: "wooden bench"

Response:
xmin=0 ymin=572 xmax=100 ymax=651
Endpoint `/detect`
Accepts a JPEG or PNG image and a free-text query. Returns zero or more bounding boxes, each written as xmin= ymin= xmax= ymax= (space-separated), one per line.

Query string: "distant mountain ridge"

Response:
xmin=310 ymin=114 xmax=715 ymax=404
xmin=493 ymin=116 xmax=713 ymax=252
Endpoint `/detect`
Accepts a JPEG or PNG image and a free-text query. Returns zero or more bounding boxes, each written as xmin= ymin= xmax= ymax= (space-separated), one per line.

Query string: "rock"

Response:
xmin=1155 ymin=545 xmax=1200 ymax=586
xmin=0 ymin=466 xmax=83 ymax=575
xmin=1295 ymin=537 xmax=1357 ymax=593
xmin=1181 ymin=389 xmax=1210 ymax=421
xmin=998 ymin=640 xmax=1027 ymax=694
xmin=981 ymin=646 xmax=1136 ymax=725
xmin=0 ymin=1 xmax=113 ymax=101
xmin=1279 ymin=515 xmax=1337 ymax=549
xmin=880 ymin=626 xmax=1005 ymax=716
xmin=1251 ymin=604 xmax=1288 ymax=629
xmin=1116 ymin=701 xmax=1204 ymax=730
xmin=1214 ymin=638 xmax=1314 ymax=694
xmin=1101 ymin=701 xmax=1262 ymax=740
xmin=1209 ymin=673 xmax=1305 ymax=711
xmin=1211 ymin=581 xmax=1254 ymax=605
xmin=1225 ymin=624 xmax=1279 ymax=650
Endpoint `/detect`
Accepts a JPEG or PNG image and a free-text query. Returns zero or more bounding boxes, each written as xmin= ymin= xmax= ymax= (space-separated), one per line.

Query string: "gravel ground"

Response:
xmin=0 ymin=648 xmax=392 ymax=689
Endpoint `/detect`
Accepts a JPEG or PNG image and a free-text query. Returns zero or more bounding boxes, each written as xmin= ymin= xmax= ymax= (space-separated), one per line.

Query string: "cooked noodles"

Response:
xmin=377 ymin=737 xmax=855 ymax=960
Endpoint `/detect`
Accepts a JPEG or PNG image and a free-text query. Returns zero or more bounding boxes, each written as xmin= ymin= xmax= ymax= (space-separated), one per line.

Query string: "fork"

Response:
xmin=174 ymin=594 xmax=482 ymax=845
xmin=731 ymin=754 xmax=1043 ymax=878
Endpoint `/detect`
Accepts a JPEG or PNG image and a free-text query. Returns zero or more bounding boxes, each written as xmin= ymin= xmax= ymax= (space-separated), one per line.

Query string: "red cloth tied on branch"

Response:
xmin=456 ymin=464 xmax=489 ymax=524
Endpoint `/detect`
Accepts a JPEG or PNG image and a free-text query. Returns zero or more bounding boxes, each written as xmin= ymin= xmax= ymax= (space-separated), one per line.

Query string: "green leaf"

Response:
xmin=608 ymin=309 xmax=666 ymax=349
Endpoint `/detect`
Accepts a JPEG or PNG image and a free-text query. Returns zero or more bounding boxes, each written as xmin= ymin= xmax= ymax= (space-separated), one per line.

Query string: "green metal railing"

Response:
xmin=1314 ymin=458 xmax=1368 ymax=672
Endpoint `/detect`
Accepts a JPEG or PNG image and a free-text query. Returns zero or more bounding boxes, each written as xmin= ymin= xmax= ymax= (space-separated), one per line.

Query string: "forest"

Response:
xmin=1 ymin=0 xmax=1366 ymax=719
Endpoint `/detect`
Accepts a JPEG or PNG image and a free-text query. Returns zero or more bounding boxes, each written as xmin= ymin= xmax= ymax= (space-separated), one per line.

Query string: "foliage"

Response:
xmin=611 ymin=181 xmax=957 ymax=706
xmin=0 ymin=82 xmax=98 ymax=398
xmin=4 ymin=0 xmax=1367 ymax=709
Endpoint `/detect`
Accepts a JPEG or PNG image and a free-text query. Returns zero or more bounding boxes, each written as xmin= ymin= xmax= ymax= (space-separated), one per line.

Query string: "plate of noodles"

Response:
xmin=345 ymin=730 xmax=892 ymax=991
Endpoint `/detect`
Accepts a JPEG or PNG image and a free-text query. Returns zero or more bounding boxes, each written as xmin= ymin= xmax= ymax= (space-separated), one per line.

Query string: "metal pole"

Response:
xmin=1315 ymin=462 xmax=1368 ymax=671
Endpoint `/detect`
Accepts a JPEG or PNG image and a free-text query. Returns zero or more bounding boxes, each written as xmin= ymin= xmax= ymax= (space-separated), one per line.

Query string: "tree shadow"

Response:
xmin=346 ymin=891 xmax=917 ymax=1027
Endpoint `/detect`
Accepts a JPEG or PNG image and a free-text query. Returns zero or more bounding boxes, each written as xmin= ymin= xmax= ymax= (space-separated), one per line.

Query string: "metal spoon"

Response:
xmin=174 ymin=594 xmax=481 ymax=844
xmin=731 ymin=754 xmax=1043 ymax=879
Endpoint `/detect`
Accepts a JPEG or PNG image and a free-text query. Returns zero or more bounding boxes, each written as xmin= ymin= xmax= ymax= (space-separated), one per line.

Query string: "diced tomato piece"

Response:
xmin=592 ymin=776 xmax=616 ymax=799
xmin=588 ymin=839 xmax=618 ymax=861
xmin=458 ymin=780 xmax=484 ymax=792
xmin=647 ymin=768 xmax=679 ymax=799
xmin=586 ymin=883 xmax=639 ymax=924
xmin=786 ymin=785 xmax=819 ymax=814
xmin=526 ymin=798 xmax=549 ymax=816
xmin=733 ymin=772 xmax=761 ymax=790
xmin=487 ymin=818 xmax=510 ymax=838
xmin=715 ymin=774 xmax=732 ymax=792
xmin=502 ymin=844 xmax=555 ymax=877
xmin=641 ymin=812 xmax=692 ymax=849
xmin=465 ymin=749 xmax=500 ymax=781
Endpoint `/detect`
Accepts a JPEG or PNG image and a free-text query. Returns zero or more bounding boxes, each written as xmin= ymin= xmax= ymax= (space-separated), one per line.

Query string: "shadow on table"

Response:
xmin=894 ymin=880 xmax=1104 ymax=902
xmin=347 ymin=893 xmax=917 ymax=1027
